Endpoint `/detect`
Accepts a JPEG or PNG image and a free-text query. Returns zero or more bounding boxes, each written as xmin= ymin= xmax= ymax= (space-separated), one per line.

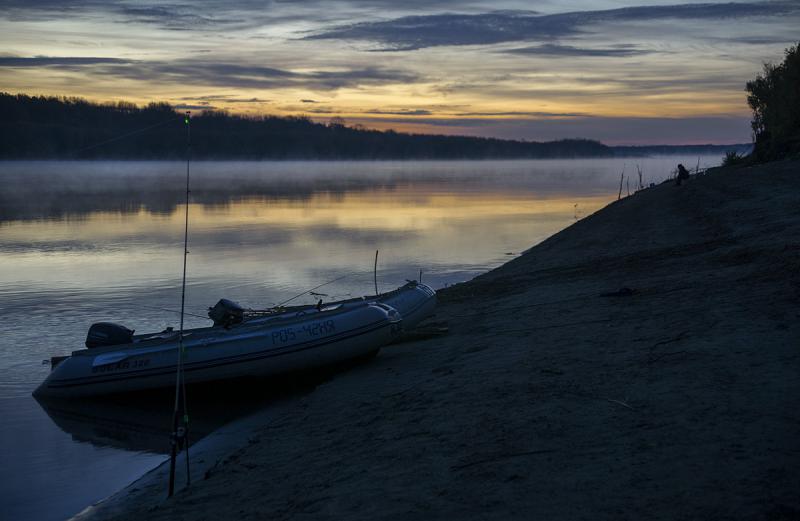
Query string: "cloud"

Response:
xmin=306 ymin=67 xmax=418 ymax=89
xmin=435 ymin=68 xmax=748 ymax=100
xmin=173 ymin=103 xmax=217 ymax=110
xmin=288 ymin=106 xmax=337 ymax=114
xmin=301 ymin=99 xmax=318 ymax=103
xmin=305 ymin=1 xmax=800 ymax=50
xmin=0 ymin=56 xmax=131 ymax=67
xmin=711 ymin=35 xmax=798 ymax=45
xmin=294 ymin=107 xmax=591 ymax=119
xmin=454 ymin=110 xmax=592 ymax=118
xmin=176 ymin=94 xmax=271 ymax=103
xmin=305 ymin=12 xmax=555 ymax=51
xmin=0 ymin=0 xmax=492 ymax=32
xmin=297 ymin=107 xmax=584 ymax=118
xmin=502 ymin=43 xmax=652 ymax=58
xmin=0 ymin=1 xmax=251 ymax=29
xmin=226 ymin=97 xmax=271 ymax=103
xmin=0 ymin=0 xmax=106 ymax=19
xmin=0 ymin=55 xmax=419 ymax=91
xmin=117 ymin=5 xmax=246 ymax=31
xmin=364 ymin=108 xmax=433 ymax=115
xmin=362 ymin=108 xmax=592 ymax=118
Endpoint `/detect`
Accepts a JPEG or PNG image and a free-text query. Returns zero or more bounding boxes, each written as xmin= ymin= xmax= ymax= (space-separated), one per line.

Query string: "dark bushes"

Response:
xmin=746 ymin=42 xmax=800 ymax=161
xmin=721 ymin=150 xmax=747 ymax=167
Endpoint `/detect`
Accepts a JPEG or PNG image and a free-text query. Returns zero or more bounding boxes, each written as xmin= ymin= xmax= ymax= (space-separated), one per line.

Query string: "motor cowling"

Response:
xmin=86 ymin=322 xmax=134 ymax=348
xmin=208 ymin=298 xmax=245 ymax=327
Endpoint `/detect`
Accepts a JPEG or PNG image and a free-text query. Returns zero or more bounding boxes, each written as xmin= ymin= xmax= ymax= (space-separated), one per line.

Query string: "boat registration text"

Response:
xmin=272 ymin=320 xmax=336 ymax=344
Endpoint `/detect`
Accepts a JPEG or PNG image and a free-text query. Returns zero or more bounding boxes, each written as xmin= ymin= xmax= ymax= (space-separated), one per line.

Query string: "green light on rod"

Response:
xmin=185 ymin=111 xmax=190 ymax=125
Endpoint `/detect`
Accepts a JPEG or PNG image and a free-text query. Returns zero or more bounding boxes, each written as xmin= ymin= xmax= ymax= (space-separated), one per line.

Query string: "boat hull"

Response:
xmin=35 ymin=302 xmax=399 ymax=398
xmin=377 ymin=282 xmax=436 ymax=329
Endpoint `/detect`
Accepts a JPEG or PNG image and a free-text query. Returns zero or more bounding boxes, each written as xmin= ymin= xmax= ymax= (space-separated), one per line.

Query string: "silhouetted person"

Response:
xmin=676 ymin=164 xmax=690 ymax=186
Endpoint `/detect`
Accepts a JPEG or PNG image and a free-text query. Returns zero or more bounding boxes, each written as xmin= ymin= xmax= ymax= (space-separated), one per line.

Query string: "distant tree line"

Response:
xmin=613 ymin=144 xmax=751 ymax=157
xmin=0 ymin=93 xmax=613 ymax=160
xmin=745 ymin=42 xmax=800 ymax=162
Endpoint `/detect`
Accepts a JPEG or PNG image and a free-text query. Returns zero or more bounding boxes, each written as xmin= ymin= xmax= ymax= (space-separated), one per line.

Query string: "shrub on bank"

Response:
xmin=721 ymin=150 xmax=748 ymax=167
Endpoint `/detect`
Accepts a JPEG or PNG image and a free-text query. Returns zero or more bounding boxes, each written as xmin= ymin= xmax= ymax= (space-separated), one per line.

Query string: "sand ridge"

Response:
xmin=81 ymin=160 xmax=800 ymax=520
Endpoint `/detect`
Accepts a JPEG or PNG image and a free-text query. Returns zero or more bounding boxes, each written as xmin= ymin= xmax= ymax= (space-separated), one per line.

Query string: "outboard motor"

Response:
xmin=86 ymin=322 xmax=135 ymax=349
xmin=208 ymin=298 xmax=245 ymax=327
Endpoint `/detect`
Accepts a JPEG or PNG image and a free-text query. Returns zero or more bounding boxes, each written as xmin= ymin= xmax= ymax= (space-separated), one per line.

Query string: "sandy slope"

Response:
xmin=86 ymin=160 xmax=799 ymax=520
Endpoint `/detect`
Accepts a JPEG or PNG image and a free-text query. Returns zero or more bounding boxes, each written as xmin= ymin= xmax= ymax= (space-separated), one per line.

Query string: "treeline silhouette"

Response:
xmin=0 ymin=93 xmax=613 ymax=159
xmin=614 ymin=144 xmax=751 ymax=157
xmin=746 ymin=42 xmax=800 ymax=162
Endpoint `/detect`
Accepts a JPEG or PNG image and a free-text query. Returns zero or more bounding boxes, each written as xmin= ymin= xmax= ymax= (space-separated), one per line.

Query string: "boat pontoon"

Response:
xmin=34 ymin=282 xmax=436 ymax=398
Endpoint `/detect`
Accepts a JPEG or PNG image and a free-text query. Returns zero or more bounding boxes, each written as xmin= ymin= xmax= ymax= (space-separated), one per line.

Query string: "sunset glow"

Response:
xmin=1 ymin=1 xmax=798 ymax=144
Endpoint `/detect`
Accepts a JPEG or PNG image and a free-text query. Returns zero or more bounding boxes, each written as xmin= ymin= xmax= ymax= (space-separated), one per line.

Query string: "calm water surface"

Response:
xmin=0 ymin=157 xmax=720 ymax=520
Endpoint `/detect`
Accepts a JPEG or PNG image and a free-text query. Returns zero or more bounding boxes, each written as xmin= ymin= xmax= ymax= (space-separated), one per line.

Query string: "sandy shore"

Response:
xmin=78 ymin=159 xmax=799 ymax=520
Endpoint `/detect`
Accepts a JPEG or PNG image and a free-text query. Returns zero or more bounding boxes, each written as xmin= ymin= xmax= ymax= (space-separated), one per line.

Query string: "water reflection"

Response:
xmin=0 ymin=158 xmax=706 ymax=223
xmin=37 ymin=396 xmax=189 ymax=455
xmin=34 ymin=372 xmax=329 ymax=454
xmin=0 ymin=186 xmax=613 ymax=313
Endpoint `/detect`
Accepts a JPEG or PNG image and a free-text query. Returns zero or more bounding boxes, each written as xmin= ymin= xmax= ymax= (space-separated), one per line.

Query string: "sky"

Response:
xmin=0 ymin=1 xmax=798 ymax=145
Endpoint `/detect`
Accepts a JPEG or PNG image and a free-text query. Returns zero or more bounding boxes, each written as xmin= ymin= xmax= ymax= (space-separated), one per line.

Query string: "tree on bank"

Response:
xmin=746 ymin=42 xmax=800 ymax=161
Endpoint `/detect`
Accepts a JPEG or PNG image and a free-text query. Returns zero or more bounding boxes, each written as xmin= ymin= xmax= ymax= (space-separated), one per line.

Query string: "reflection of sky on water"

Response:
xmin=2 ymin=191 xmax=608 ymax=295
xmin=0 ymin=158 xmax=714 ymax=221
xmin=0 ymin=157 xmax=720 ymax=521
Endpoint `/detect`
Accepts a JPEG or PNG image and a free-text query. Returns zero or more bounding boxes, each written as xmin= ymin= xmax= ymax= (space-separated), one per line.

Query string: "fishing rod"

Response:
xmin=273 ymin=274 xmax=352 ymax=308
xmin=273 ymin=250 xmax=393 ymax=309
xmin=168 ymin=111 xmax=191 ymax=498
xmin=72 ymin=115 xmax=182 ymax=157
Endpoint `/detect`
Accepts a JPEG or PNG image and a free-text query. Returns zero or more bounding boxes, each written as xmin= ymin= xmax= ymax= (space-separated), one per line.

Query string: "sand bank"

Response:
xmin=78 ymin=160 xmax=799 ymax=520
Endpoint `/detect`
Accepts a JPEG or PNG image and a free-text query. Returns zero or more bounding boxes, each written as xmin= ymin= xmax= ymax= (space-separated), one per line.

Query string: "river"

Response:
xmin=0 ymin=156 xmax=720 ymax=520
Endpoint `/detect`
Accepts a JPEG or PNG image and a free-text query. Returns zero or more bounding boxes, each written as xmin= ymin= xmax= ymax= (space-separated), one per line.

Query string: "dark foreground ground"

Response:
xmin=85 ymin=160 xmax=799 ymax=520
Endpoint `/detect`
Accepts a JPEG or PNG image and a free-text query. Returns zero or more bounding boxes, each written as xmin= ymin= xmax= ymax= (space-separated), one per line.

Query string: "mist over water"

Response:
xmin=0 ymin=158 xmax=701 ymax=222
xmin=0 ymin=156 xmax=720 ymax=520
